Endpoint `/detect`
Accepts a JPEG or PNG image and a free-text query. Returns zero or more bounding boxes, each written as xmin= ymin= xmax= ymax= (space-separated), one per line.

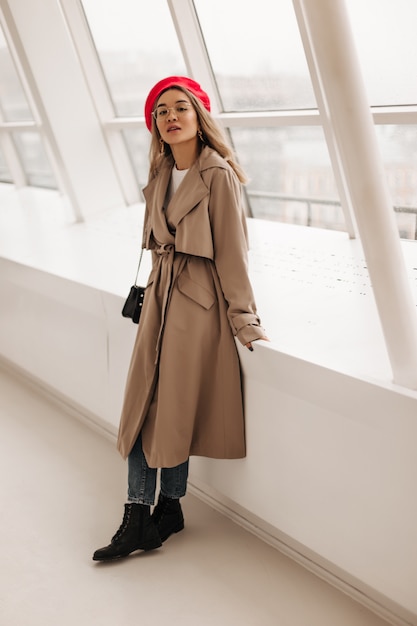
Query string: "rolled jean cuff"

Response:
xmin=127 ymin=497 xmax=154 ymax=506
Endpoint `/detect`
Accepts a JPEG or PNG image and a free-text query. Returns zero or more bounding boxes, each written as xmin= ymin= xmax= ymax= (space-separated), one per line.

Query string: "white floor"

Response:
xmin=0 ymin=365 xmax=392 ymax=626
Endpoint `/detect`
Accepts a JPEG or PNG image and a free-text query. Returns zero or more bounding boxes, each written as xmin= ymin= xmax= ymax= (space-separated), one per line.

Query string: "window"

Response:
xmin=192 ymin=0 xmax=417 ymax=238
xmin=12 ymin=132 xmax=56 ymax=188
xmin=194 ymin=0 xmax=342 ymax=230
xmin=346 ymin=0 xmax=417 ymax=239
xmin=0 ymin=146 xmax=12 ymax=183
xmin=0 ymin=23 xmax=56 ymax=189
xmin=81 ymin=0 xmax=187 ymax=117
xmin=375 ymin=125 xmax=417 ymax=238
xmin=0 ymin=28 xmax=32 ymax=121
xmin=232 ymin=126 xmax=342 ymax=229
xmin=347 ymin=0 xmax=417 ymax=106
xmin=80 ymin=0 xmax=189 ymax=196
xmin=121 ymin=128 xmax=152 ymax=189
xmin=194 ymin=0 xmax=315 ymax=111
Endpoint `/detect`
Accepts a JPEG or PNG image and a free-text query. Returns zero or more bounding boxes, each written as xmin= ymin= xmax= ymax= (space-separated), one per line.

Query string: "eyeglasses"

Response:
xmin=152 ymin=103 xmax=193 ymax=120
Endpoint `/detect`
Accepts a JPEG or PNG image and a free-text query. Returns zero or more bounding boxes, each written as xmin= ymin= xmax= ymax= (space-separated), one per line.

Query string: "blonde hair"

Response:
xmin=148 ymin=86 xmax=247 ymax=184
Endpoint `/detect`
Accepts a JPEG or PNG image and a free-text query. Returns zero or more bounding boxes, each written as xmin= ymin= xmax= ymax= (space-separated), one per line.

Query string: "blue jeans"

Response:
xmin=127 ymin=435 xmax=189 ymax=506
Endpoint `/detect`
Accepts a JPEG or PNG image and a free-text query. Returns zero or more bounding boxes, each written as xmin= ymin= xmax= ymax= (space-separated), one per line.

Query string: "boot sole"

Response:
xmin=92 ymin=539 xmax=162 ymax=561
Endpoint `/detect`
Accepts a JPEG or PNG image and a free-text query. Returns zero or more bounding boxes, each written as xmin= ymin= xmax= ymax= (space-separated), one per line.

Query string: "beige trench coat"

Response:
xmin=117 ymin=146 xmax=265 ymax=466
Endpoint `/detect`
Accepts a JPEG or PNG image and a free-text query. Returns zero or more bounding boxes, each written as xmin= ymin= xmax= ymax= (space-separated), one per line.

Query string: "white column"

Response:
xmin=2 ymin=0 xmax=125 ymax=220
xmin=294 ymin=0 xmax=417 ymax=389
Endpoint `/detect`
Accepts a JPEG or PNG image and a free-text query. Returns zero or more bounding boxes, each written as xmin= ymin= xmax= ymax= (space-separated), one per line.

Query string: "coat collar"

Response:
xmin=142 ymin=147 xmax=226 ymax=231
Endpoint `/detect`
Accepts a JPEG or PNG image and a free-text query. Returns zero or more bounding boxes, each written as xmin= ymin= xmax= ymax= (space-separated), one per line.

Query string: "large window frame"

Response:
xmin=71 ymin=0 xmax=417 ymax=238
xmin=2 ymin=0 xmax=417 ymax=229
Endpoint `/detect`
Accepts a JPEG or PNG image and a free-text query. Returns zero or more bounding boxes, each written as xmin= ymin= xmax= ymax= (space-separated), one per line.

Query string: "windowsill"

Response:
xmin=2 ymin=183 xmax=417 ymax=388
xmin=0 ymin=184 xmax=149 ymax=296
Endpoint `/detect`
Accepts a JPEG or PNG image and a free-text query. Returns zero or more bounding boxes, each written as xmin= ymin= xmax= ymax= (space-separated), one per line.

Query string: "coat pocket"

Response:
xmin=177 ymin=273 xmax=215 ymax=310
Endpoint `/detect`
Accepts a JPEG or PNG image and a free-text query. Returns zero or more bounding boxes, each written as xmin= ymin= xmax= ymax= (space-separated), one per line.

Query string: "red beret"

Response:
xmin=144 ymin=76 xmax=211 ymax=132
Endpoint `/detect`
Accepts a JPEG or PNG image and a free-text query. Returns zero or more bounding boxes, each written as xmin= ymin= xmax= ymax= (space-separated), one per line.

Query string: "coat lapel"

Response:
xmin=142 ymin=161 xmax=172 ymax=211
xmin=142 ymin=147 xmax=221 ymax=245
xmin=165 ymin=164 xmax=209 ymax=229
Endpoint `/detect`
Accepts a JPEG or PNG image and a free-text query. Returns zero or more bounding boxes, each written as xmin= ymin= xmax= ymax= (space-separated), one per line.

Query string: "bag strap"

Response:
xmin=134 ymin=248 xmax=144 ymax=287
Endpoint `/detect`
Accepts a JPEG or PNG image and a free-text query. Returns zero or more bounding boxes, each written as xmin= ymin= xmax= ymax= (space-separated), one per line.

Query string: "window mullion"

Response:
xmin=59 ymin=0 xmax=140 ymax=205
xmin=293 ymin=0 xmax=357 ymax=238
xmin=167 ymin=0 xmax=221 ymax=115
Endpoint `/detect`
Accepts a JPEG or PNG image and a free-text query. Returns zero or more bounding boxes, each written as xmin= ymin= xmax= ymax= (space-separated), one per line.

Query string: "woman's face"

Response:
xmin=155 ymin=89 xmax=199 ymax=149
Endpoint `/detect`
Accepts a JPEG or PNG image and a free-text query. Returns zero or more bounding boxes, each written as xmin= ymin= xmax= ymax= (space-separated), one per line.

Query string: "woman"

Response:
xmin=93 ymin=76 xmax=267 ymax=561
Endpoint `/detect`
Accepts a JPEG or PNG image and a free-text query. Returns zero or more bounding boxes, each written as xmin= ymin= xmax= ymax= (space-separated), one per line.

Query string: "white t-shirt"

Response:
xmin=166 ymin=166 xmax=189 ymax=203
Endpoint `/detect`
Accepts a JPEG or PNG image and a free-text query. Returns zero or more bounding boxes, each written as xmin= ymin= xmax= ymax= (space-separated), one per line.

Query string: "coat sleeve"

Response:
xmin=208 ymin=166 xmax=266 ymax=345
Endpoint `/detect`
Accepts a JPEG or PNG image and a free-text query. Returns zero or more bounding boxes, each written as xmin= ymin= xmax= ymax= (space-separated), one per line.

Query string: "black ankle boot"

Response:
xmin=93 ymin=503 xmax=162 ymax=561
xmin=151 ymin=493 xmax=184 ymax=543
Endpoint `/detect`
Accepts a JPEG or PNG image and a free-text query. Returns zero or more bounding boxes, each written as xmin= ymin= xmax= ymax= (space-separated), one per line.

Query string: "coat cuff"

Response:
xmin=235 ymin=322 xmax=266 ymax=346
xmin=233 ymin=312 xmax=260 ymax=332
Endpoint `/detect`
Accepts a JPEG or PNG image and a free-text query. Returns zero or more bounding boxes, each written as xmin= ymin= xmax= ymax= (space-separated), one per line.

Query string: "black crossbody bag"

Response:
xmin=121 ymin=249 xmax=145 ymax=324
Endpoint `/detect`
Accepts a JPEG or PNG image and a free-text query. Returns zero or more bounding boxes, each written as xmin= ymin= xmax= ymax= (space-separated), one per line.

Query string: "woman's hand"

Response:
xmin=246 ymin=336 xmax=269 ymax=351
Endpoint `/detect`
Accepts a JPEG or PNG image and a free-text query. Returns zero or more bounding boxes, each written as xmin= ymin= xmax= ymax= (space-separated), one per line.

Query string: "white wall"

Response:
xmin=192 ymin=345 xmax=417 ymax=624
xmin=0 ymin=258 xmax=131 ymax=429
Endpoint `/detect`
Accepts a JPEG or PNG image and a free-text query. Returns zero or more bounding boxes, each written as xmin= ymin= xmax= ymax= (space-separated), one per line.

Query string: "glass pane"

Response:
xmin=0 ymin=25 xmax=32 ymax=121
xmin=232 ymin=127 xmax=344 ymax=231
xmin=347 ymin=0 xmax=417 ymax=106
xmin=121 ymin=128 xmax=151 ymax=191
xmin=81 ymin=0 xmax=187 ymax=117
xmin=376 ymin=125 xmax=417 ymax=240
xmin=13 ymin=132 xmax=57 ymax=188
xmin=0 ymin=145 xmax=12 ymax=183
xmin=194 ymin=0 xmax=315 ymax=111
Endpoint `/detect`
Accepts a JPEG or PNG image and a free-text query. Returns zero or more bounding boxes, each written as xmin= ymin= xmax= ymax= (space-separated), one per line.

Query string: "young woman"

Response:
xmin=93 ymin=76 xmax=267 ymax=561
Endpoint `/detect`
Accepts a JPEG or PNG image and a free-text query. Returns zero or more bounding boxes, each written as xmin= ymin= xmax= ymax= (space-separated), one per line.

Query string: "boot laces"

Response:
xmin=112 ymin=505 xmax=131 ymax=542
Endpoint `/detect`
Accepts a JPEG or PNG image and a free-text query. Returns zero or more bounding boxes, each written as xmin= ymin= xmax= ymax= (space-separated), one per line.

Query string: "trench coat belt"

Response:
xmin=156 ymin=243 xmax=174 ymax=257
xmin=154 ymin=243 xmax=175 ymax=362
